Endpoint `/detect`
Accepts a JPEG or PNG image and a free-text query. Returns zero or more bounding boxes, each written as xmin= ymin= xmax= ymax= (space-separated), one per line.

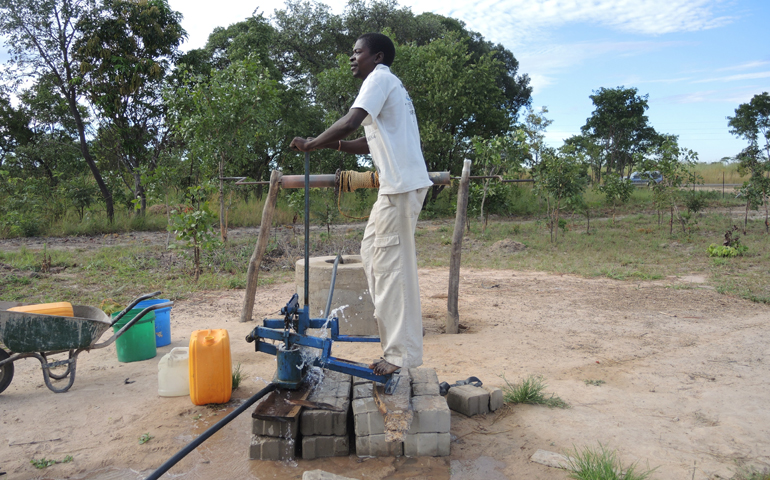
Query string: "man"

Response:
xmin=290 ymin=33 xmax=433 ymax=375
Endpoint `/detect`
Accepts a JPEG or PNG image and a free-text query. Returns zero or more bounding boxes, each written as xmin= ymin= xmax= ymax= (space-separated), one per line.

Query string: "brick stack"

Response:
xmin=352 ymin=368 xmax=451 ymax=457
xmin=250 ymin=407 xmax=298 ymax=461
xmin=405 ymin=368 xmax=450 ymax=457
xmin=300 ymin=370 xmax=352 ymax=460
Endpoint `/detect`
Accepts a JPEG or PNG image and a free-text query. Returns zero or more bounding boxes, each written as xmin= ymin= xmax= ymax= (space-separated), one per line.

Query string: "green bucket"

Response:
xmin=111 ymin=310 xmax=157 ymax=363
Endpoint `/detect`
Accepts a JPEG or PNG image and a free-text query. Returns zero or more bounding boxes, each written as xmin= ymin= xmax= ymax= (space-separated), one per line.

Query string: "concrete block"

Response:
xmin=355 ymin=434 xmax=403 ymax=457
xmin=352 ymin=396 xmax=385 ymax=436
xmin=303 ymin=470 xmax=358 ymax=480
xmin=408 ymin=368 xmax=439 ymax=385
xmin=404 ymin=432 xmax=450 ymax=457
xmin=483 ymin=385 xmax=504 ymax=412
xmin=301 ymin=435 xmax=350 ymax=459
xmin=353 ymin=375 xmax=371 ymax=386
xmin=412 ymin=382 xmax=440 ymax=397
xmin=300 ymin=396 xmax=350 ymax=436
xmin=252 ymin=415 xmax=299 ymax=438
xmin=408 ymin=395 xmax=450 ymax=434
xmin=446 ymin=384 xmax=490 ymax=417
xmin=296 ymin=255 xmax=378 ymax=336
xmin=249 ymin=434 xmax=295 ymax=461
xmin=353 ymin=382 xmax=373 ymax=400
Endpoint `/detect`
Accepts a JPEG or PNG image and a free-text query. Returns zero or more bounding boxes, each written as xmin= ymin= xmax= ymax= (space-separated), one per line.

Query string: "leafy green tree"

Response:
xmin=395 ymin=33 xmax=513 ymax=199
xmin=0 ymin=0 xmax=115 ymax=220
xmin=580 ymin=86 xmax=660 ymax=181
xmin=166 ymin=56 xmax=280 ymax=242
xmin=75 ymin=0 xmax=185 ymax=215
xmin=470 ymin=131 xmax=526 ymax=232
xmin=532 ymin=145 xmax=588 ymax=242
xmin=640 ymin=136 xmax=701 ymax=234
xmin=597 ymin=174 xmax=633 ymax=223
xmin=169 ymin=184 xmax=219 ymax=281
xmin=522 ymin=106 xmax=554 ymax=169
xmin=728 ymin=92 xmax=770 ymax=233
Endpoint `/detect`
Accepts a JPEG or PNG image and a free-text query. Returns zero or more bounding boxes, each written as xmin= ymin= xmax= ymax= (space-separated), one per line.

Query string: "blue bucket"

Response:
xmin=133 ymin=299 xmax=172 ymax=347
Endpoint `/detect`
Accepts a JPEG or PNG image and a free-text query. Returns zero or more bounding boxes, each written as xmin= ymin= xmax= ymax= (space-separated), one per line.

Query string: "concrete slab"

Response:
xmin=408 ymin=395 xmax=450 ymax=434
xmin=483 ymin=385 xmax=504 ymax=412
xmin=355 ymin=434 xmax=403 ymax=457
xmin=446 ymin=384 xmax=490 ymax=417
xmin=301 ymin=435 xmax=350 ymax=460
xmin=353 ymin=396 xmax=386 ymax=436
xmin=530 ymin=449 xmax=572 ymax=469
xmin=249 ymin=434 xmax=295 ymax=461
xmin=300 ymin=395 xmax=350 ymax=436
xmin=404 ymin=432 xmax=450 ymax=457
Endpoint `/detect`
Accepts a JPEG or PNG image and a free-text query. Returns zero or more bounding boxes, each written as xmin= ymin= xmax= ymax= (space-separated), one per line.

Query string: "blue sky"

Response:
xmin=166 ymin=1 xmax=766 ymax=162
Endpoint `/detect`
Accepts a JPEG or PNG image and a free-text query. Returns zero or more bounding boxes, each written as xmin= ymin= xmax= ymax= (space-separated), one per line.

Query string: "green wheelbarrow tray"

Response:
xmin=0 ymin=291 xmax=173 ymax=394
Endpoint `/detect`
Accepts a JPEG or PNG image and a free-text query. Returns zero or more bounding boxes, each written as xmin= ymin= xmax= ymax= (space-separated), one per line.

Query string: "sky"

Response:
xmin=168 ymin=0 xmax=766 ymax=163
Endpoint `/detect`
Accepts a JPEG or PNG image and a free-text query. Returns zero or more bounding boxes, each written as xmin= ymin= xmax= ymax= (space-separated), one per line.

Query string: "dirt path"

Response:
xmin=1 ymin=267 xmax=768 ymax=479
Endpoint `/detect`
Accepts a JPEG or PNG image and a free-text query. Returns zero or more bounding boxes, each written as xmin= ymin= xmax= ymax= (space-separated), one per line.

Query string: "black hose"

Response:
xmin=144 ymin=383 xmax=276 ymax=480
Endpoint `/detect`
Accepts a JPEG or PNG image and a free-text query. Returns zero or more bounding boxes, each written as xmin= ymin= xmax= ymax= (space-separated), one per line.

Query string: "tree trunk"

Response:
xmin=133 ymin=172 xmax=146 ymax=216
xmin=744 ymin=199 xmax=750 ymax=232
xmin=66 ymin=93 xmax=114 ymax=222
xmin=241 ymin=170 xmax=283 ymax=322
xmin=219 ymin=157 xmax=227 ymax=243
xmin=669 ymin=205 xmax=673 ymax=235
xmin=447 ymin=159 xmax=471 ymax=335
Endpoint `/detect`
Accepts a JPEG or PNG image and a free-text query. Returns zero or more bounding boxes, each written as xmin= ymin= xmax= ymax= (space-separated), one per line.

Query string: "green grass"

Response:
xmin=232 ymin=362 xmax=243 ymax=390
xmin=730 ymin=465 xmax=770 ymax=480
xmin=30 ymin=455 xmax=73 ymax=469
xmin=501 ymin=374 xmax=569 ymax=408
xmin=415 ymin=208 xmax=770 ymax=305
xmin=138 ymin=433 xmax=153 ymax=445
xmin=566 ymin=443 xmax=657 ymax=480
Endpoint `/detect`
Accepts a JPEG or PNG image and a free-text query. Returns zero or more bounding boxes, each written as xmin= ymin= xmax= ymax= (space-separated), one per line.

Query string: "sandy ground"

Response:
xmin=1 ymin=267 xmax=769 ymax=480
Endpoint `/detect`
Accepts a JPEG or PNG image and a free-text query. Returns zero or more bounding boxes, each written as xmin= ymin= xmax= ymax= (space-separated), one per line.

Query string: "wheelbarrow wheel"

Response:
xmin=0 ymin=348 xmax=14 ymax=394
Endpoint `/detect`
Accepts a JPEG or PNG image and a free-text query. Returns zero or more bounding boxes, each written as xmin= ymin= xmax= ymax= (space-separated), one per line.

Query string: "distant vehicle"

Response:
xmin=629 ymin=171 xmax=663 ymax=185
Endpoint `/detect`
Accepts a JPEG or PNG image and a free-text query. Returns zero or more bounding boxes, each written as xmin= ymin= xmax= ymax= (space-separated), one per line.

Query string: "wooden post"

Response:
xmin=240 ymin=169 xmax=282 ymax=323
xmin=446 ymin=159 xmax=471 ymax=334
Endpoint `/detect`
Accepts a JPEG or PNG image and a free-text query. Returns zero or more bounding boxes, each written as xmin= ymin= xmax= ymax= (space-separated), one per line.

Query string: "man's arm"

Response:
xmin=290 ymin=108 xmax=369 ymax=152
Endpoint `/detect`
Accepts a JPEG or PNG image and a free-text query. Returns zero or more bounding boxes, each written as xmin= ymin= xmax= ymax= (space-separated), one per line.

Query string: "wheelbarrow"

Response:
xmin=0 ymin=292 xmax=173 ymax=394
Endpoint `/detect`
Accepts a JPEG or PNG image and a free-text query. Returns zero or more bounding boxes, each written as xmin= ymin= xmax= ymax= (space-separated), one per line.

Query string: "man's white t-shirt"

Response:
xmin=351 ymin=64 xmax=433 ymax=195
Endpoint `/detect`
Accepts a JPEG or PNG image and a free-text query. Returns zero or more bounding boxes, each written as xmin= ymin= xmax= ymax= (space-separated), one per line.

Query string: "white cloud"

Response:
xmin=657 ymin=88 xmax=761 ymax=104
xmin=519 ymin=40 xmax=691 ymax=79
xmin=415 ymin=0 xmax=735 ymax=48
xmin=716 ymin=60 xmax=770 ymax=72
xmin=692 ymin=71 xmax=770 ymax=83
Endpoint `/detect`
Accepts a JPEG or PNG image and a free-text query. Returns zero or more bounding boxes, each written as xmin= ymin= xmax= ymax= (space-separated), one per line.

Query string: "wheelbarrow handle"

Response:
xmin=108 ymin=291 xmax=162 ymax=327
xmin=94 ymin=301 xmax=174 ymax=350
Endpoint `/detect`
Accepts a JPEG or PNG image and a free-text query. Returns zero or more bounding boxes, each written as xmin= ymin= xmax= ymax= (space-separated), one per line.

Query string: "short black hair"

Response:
xmin=357 ymin=33 xmax=395 ymax=66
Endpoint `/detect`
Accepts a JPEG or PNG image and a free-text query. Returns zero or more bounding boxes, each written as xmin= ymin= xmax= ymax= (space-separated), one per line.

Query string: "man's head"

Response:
xmin=350 ymin=33 xmax=395 ymax=80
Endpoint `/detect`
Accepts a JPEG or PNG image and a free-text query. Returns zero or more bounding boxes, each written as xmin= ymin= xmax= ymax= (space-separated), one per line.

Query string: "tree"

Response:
xmin=522 ymin=106 xmax=553 ymax=169
xmin=597 ymin=174 xmax=634 ymax=223
xmin=532 ymin=145 xmax=588 ymax=242
xmin=728 ymin=92 xmax=770 ymax=233
xmin=0 ymin=0 xmax=115 ymax=220
xmin=166 ymin=56 xmax=281 ymax=242
xmin=395 ymin=32 xmax=514 ymax=200
xmin=640 ymin=136 xmax=700 ymax=234
xmin=470 ymin=131 xmax=526 ymax=232
xmin=75 ymin=0 xmax=185 ymax=215
xmin=580 ymin=86 xmax=660 ymax=181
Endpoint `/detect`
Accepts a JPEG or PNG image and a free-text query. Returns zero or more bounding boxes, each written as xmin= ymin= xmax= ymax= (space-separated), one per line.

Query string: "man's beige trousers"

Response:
xmin=360 ymin=187 xmax=428 ymax=369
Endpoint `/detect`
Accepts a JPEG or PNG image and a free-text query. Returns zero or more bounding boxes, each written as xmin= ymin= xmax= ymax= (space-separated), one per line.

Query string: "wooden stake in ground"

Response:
xmin=446 ymin=159 xmax=471 ymax=334
xmin=240 ymin=169 xmax=282 ymax=323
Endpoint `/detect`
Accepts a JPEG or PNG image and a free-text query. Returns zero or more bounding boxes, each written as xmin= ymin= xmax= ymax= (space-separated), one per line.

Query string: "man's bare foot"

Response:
xmin=368 ymin=358 xmax=400 ymax=375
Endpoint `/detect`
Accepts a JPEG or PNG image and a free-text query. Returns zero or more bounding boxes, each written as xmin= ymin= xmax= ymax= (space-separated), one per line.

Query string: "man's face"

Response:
xmin=350 ymin=39 xmax=381 ymax=80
